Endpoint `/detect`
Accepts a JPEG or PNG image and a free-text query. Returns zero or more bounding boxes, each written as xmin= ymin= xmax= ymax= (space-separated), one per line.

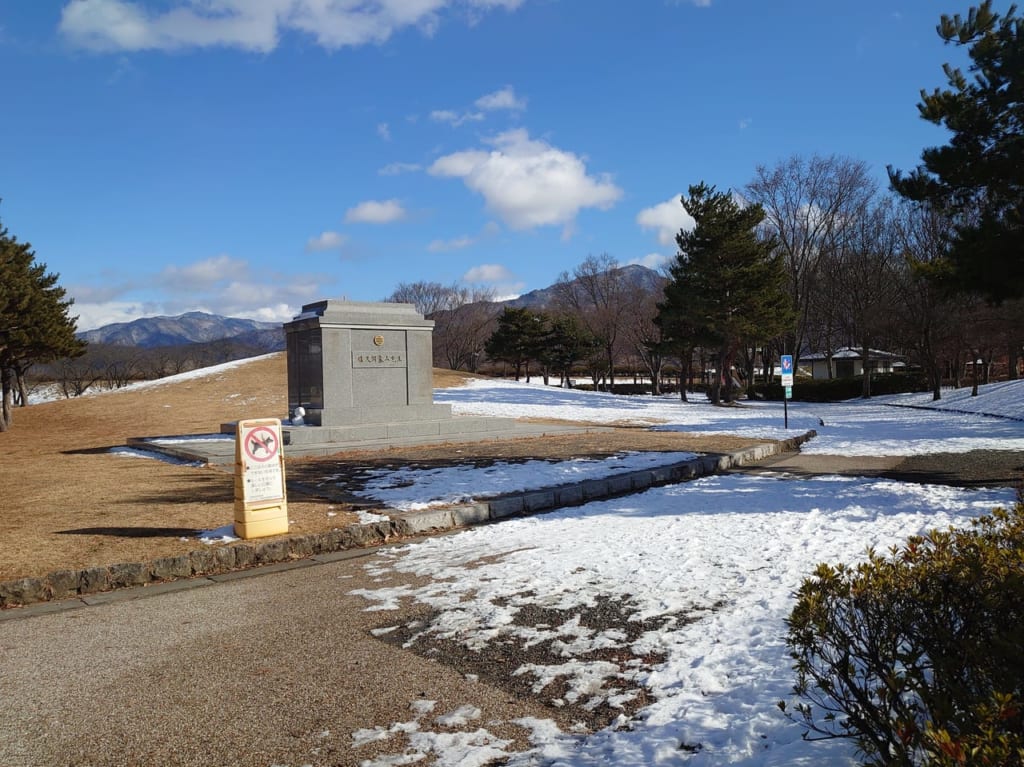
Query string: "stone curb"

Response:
xmin=0 ymin=431 xmax=815 ymax=612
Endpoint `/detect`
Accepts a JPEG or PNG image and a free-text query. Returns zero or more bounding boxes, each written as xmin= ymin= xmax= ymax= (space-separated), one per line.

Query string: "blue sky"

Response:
xmin=0 ymin=0 xmax=973 ymax=330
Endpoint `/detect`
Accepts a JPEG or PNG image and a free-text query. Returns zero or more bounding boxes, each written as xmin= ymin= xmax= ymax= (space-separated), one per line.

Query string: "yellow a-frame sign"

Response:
xmin=233 ymin=418 xmax=289 ymax=539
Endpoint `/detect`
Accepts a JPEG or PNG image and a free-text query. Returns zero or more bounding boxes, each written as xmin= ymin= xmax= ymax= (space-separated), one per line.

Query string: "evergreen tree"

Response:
xmin=0 ymin=218 xmax=85 ymax=431
xmin=538 ymin=314 xmax=599 ymax=388
xmin=889 ymin=1 xmax=1024 ymax=301
xmin=656 ymin=183 xmax=793 ymax=404
xmin=484 ymin=307 xmax=547 ymax=381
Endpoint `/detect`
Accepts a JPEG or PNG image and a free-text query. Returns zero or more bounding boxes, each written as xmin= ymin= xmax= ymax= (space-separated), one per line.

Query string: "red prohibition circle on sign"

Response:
xmin=244 ymin=426 xmax=279 ymax=462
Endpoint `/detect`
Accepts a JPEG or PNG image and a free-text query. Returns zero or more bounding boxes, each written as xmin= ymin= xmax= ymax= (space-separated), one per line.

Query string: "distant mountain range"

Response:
xmin=502 ymin=264 xmax=665 ymax=311
xmin=77 ymin=265 xmax=665 ymax=349
xmin=77 ymin=311 xmax=285 ymax=351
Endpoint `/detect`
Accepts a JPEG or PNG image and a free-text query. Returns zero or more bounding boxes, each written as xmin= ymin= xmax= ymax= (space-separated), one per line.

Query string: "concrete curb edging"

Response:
xmin=0 ymin=430 xmax=815 ymax=612
xmin=400 ymin=433 xmax=814 ymax=534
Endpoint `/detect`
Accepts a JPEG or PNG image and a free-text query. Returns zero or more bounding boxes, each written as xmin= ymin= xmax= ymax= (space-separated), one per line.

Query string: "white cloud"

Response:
xmin=462 ymin=262 xmax=524 ymax=299
xmin=430 ymin=86 xmax=525 ymax=130
xmin=58 ymin=0 xmax=527 ymax=53
xmin=72 ymin=300 xmax=162 ymax=331
xmin=159 ymin=254 xmax=248 ymax=290
xmin=59 ymin=0 xmax=279 ymax=52
xmin=305 ymin=231 xmax=347 ymax=252
xmin=628 ymin=253 xmax=670 ymax=270
xmin=428 ymin=129 xmax=622 ymax=231
xmin=378 ymin=161 xmax=422 ymax=176
xmin=463 ymin=263 xmax=513 ymax=282
xmin=376 ymin=122 xmax=391 ymax=141
xmin=70 ymin=255 xmax=333 ymax=330
xmin=427 ymin=235 xmax=475 ymax=252
xmin=475 ymin=86 xmax=526 ymax=112
xmin=636 ymin=195 xmax=695 ymax=247
xmin=344 ymin=199 xmax=407 ymax=224
xmin=430 ymin=109 xmax=484 ymax=127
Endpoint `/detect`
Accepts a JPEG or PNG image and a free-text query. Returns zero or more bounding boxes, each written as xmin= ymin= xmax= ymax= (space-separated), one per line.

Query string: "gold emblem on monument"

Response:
xmin=373 ymin=335 xmax=385 ymax=346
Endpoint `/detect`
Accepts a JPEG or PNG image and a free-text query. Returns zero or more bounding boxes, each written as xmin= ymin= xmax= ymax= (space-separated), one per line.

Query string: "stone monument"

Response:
xmin=281 ymin=299 xmax=512 ymax=453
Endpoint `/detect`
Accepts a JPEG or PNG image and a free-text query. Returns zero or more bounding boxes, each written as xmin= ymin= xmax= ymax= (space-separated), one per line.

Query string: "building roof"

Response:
xmin=802 ymin=347 xmax=904 ymax=361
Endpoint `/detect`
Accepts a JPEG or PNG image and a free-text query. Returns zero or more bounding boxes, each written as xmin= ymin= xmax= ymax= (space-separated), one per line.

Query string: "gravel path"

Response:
xmin=745 ymin=449 xmax=1024 ymax=489
xmin=0 ymin=552 xmax=574 ymax=767
xmin=884 ymin=450 xmax=1024 ymax=488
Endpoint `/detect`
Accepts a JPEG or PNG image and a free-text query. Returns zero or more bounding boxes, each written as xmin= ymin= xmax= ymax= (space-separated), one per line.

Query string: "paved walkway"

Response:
xmin=2 ymin=434 xmax=1016 ymax=766
xmin=131 ymin=420 xmax=605 ymax=466
xmin=0 ymin=544 xmax=563 ymax=767
xmin=0 ymin=439 xmax=790 ymax=767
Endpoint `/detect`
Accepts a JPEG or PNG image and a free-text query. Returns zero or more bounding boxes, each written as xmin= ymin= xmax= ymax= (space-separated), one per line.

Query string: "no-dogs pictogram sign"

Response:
xmin=243 ymin=425 xmax=279 ymax=463
xmin=237 ymin=419 xmax=286 ymax=504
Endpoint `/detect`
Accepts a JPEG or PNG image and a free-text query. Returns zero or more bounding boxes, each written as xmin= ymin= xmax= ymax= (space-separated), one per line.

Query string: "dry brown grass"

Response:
xmin=0 ymin=354 xmax=767 ymax=581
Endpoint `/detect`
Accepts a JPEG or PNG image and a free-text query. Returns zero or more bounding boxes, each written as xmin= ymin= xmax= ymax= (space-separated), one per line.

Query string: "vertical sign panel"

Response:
xmin=241 ymin=422 xmax=284 ymax=502
xmin=780 ymin=355 xmax=794 ymax=387
xmin=234 ymin=418 xmax=288 ymax=539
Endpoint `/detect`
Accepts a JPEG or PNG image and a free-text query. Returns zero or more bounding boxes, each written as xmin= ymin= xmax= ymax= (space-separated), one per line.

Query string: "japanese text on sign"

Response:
xmin=238 ymin=420 xmax=285 ymax=503
xmin=352 ymin=352 xmax=406 ymax=368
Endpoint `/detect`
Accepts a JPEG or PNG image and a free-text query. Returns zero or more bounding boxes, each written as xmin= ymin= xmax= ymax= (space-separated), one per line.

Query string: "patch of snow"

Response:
xmin=352 ymin=474 xmax=1016 ymax=766
xmin=353 ymin=452 xmax=697 ymax=510
xmin=437 ymin=378 xmax=1024 ymax=456
xmin=198 ymin=525 xmax=239 ymax=544
xmin=108 ymin=447 xmax=203 ymax=467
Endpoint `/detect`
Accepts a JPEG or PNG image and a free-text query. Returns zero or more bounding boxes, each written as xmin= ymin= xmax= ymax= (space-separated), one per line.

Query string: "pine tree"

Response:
xmin=656 ymin=183 xmax=793 ymax=404
xmin=889 ymin=1 xmax=1024 ymax=301
xmin=484 ymin=307 xmax=547 ymax=381
xmin=0 ymin=218 xmax=85 ymax=431
xmin=538 ymin=314 xmax=599 ymax=388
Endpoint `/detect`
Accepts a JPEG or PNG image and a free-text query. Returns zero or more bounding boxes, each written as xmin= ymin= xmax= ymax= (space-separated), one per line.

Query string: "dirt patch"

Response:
xmin=884 ymin=450 xmax=1024 ymax=488
xmin=0 ymin=354 xmax=769 ymax=581
xmin=372 ymin=594 xmax=715 ymax=733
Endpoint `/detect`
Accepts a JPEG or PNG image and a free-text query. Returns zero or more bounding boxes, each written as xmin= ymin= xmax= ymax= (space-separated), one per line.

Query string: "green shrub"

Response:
xmin=783 ymin=499 xmax=1024 ymax=766
xmin=758 ymin=373 xmax=930 ymax=402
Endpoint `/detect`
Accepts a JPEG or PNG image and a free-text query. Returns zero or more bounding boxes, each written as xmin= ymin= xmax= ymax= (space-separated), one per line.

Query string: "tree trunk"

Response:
xmin=606 ymin=346 xmax=615 ymax=393
xmin=744 ymin=348 xmax=756 ymax=399
xmin=971 ymin=350 xmax=980 ymax=396
xmin=0 ymin=366 xmax=13 ymax=432
xmin=860 ymin=343 xmax=872 ymax=399
xmin=678 ymin=351 xmax=691 ymax=402
xmin=16 ymin=370 xmax=29 ymax=406
xmin=710 ymin=348 xmax=725 ymax=405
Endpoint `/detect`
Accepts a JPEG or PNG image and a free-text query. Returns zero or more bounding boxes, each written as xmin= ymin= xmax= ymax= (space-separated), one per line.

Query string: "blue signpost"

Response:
xmin=780 ymin=355 xmax=794 ymax=428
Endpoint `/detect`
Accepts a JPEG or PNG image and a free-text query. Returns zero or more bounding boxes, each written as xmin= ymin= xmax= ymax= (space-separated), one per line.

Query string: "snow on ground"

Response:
xmin=352 ymin=475 xmax=1016 ymax=766
xmin=886 ymin=380 xmax=1024 ymax=421
xmin=75 ymin=364 xmax=1024 ymax=762
xmin=344 ymin=378 xmax=1023 ymax=766
xmin=436 ymin=378 xmax=1024 ymax=456
xmin=353 ymin=452 xmax=696 ymax=511
xmin=108 ymin=446 xmax=204 ymax=467
xmin=28 ymin=354 xmax=279 ymax=403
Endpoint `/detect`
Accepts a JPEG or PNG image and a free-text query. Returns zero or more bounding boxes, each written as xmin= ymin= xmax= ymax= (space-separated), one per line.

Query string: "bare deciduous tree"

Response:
xmin=746 ymin=154 xmax=876 ymax=364
xmin=434 ymin=289 xmax=500 ymax=372
xmin=386 ymin=281 xmax=500 ymax=371
xmin=386 ymin=281 xmax=462 ymax=317
xmin=623 ymin=287 xmax=668 ymax=395
xmin=552 ymin=254 xmax=635 ymax=391
xmin=831 ymin=198 xmax=902 ymax=398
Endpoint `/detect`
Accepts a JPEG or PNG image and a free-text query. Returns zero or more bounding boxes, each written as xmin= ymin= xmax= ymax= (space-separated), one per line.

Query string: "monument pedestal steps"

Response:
xmin=130 ymin=300 xmax=599 ymax=465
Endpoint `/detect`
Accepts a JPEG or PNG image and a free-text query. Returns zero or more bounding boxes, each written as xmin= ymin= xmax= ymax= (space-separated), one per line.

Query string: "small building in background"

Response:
xmin=802 ymin=347 xmax=905 ymax=380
